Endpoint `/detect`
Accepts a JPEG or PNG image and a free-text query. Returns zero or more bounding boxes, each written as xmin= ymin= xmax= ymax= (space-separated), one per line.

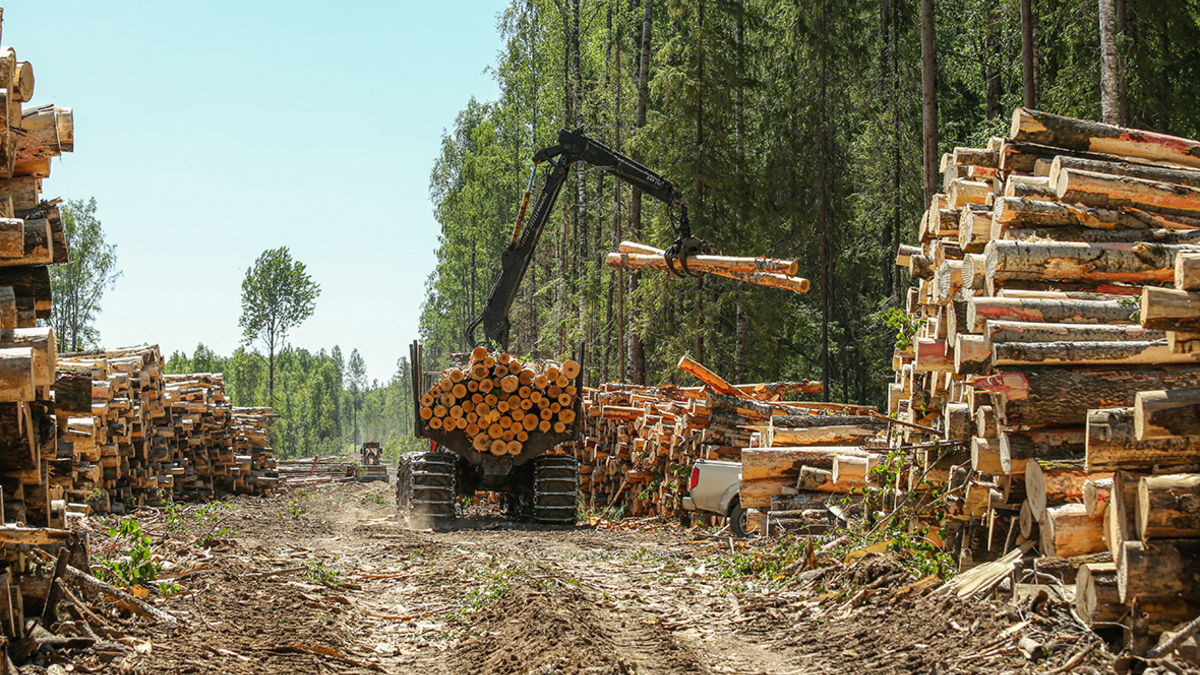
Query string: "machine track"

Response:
xmin=532 ymin=454 xmax=578 ymax=524
xmin=407 ymin=452 xmax=457 ymax=522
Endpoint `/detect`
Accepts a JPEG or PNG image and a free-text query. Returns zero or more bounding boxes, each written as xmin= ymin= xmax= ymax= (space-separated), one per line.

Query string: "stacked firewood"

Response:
xmin=418 ymin=347 xmax=581 ymax=457
xmin=889 ymin=107 xmax=1200 ymax=651
xmin=565 ymin=355 xmax=868 ymax=517
xmin=51 ymin=348 xmax=278 ymax=513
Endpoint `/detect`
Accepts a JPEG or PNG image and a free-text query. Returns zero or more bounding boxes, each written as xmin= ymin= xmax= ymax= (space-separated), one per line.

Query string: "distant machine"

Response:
xmin=358 ymin=441 xmax=388 ymax=482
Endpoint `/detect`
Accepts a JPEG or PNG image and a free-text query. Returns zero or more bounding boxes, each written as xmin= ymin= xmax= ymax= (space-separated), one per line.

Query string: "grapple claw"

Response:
xmin=663 ymin=235 xmax=709 ymax=278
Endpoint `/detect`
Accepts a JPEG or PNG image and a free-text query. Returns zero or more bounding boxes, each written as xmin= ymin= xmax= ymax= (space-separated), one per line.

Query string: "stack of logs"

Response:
xmin=50 ymin=346 xmax=278 ymax=514
xmin=418 ymin=347 xmax=581 ymax=457
xmin=564 ymin=355 xmax=882 ymax=518
xmin=890 ymin=106 xmax=1200 ymax=651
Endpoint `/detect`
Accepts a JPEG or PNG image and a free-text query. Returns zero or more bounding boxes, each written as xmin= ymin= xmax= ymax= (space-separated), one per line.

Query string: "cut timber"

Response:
xmin=676 ymin=355 xmax=740 ymax=398
xmin=1040 ymin=503 xmax=1107 ymax=558
xmin=1000 ymin=427 xmax=1086 ymax=475
xmin=1174 ymin=251 xmax=1200 ymax=295
xmin=952 ymin=147 xmax=999 ymax=169
xmin=605 ymin=251 xmax=802 ymax=279
xmin=1025 ymin=458 xmax=1095 ymax=521
xmin=1010 ymin=107 xmax=1200 ymax=170
xmin=967 ymin=296 xmax=1134 ymax=334
xmin=14 ymin=105 xmax=62 ymax=164
xmin=1050 ymin=155 xmax=1200 ymax=190
xmin=2 ymin=327 xmax=54 ymax=387
xmin=971 ymin=437 xmax=1002 ymax=474
xmin=991 ymin=196 xmax=1200 ymax=231
xmin=1087 ymin=407 xmax=1200 ymax=472
xmin=944 ymin=402 xmax=972 ymax=442
xmin=986 ymin=239 xmax=1196 ymax=285
xmin=614 ymin=242 xmax=810 ymax=293
xmin=1002 ymin=226 xmax=1200 ymax=246
xmin=914 ymin=338 xmax=953 ymax=373
xmin=991 ymin=339 xmax=1198 ymax=367
xmin=954 ymin=334 xmax=990 ymax=375
xmin=1004 ymin=175 xmax=1056 ymax=199
xmin=1084 ymin=477 xmax=1113 ymax=516
xmin=934 ymin=261 xmax=963 ymax=303
xmin=767 ymin=425 xmax=877 ymax=446
xmin=961 ymin=253 xmax=987 ymax=291
xmin=984 ymin=321 xmax=1163 ymax=347
xmin=831 ymin=455 xmax=879 ymax=485
xmin=1075 ymin=562 xmax=1121 ymax=625
xmin=1134 ymin=387 xmax=1200 ymax=439
xmin=1141 ymin=286 xmax=1200 ymax=333
xmin=1055 ymin=168 xmax=1200 ymax=219
xmin=740 ymin=446 xmax=868 ymax=481
xmin=983 ymin=365 xmax=1200 ymax=427
xmin=1118 ymin=538 xmax=1200 ymax=603
xmin=896 ymin=244 xmax=920 ymax=267
xmin=976 ymin=405 xmax=998 ymax=439
xmin=947 ymin=179 xmax=990 ymax=208
xmin=0 ymin=346 xmax=33 ymax=402
xmin=959 ymin=208 xmax=992 ymax=254
xmin=1137 ymin=473 xmax=1200 ymax=540
xmin=0 ymin=177 xmax=40 ymax=213
xmin=0 ymin=219 xmax=19 ymax=258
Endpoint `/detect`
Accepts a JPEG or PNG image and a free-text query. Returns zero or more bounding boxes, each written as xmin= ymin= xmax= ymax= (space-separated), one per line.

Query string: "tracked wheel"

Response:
xmin=395 ymin=454 xmax=413 ymax=509
xmin=408 ymin=452 xmax=457 ymax=523
xmin=533 ymin=455 xmax=578 ymax=525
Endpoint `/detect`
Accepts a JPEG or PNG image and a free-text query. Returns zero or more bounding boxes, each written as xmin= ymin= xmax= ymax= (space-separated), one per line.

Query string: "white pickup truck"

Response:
xmin=681 ymin=458 xmax=749 ymax=537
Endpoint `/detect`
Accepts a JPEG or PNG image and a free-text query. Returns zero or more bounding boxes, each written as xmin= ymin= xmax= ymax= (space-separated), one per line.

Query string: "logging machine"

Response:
xmin=401 ymin=128 xmax=701 ymax=525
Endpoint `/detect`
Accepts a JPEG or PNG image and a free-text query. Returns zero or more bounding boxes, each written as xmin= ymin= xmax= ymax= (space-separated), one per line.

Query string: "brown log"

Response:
xmin=1025 ymin=457 xmax=1093 ymax=521
xmin=914 ymin=338 xmax=953 ymax=373
xmin=896 ymin=244 xmax=921 ymax=268
xmin=961 ymin=253 xmax=987 ymax=291
xmin=767 ymin=426 xmax=878 ymax=446
xmin=975 ymin=405 xmax=998 ymax=439
xmin=971 ymin=437 xmax=1002 ymax=474
xmin=1000 ymin=428 xmax=1086 ymax=475
xmin=909 ymin=254 xmax=933 ymax=281
xmin=944 ymin=402 xmax=972 ymax=442
xmin=967 ymin=296 xmax=1134 ymax=334
xmin=1087 ymin=407 xmax=1200 ymax=472
xmin=676 ymin=355 xmax=740 ymax=397
xmin=1004 ymin=175 xmax=1056 ymax=199
xmin=984 ymin=320 xmax=1162 ymax=347
xmin=1010 ymin=107 xmax=1200 ymax=169
xmin=953 ymin=334 xmax=989 ymax=375
xmin=935 ymin=261 xmax=963 ymax=304
xmin=740 ymin=446 xmax=868 ymax=481
xmin=1137 ymin=473 xmax=1200 ymax=540
xmin=831 ymin=455 xmax=879 ymax=485
xmin=958 ymin=209 xmax=991 ymax=253
xmin=1134 ymin=387 xmax=1200 ymax=439
xmin=1175 ymin=251 xmax=1200 ymax=292
xmin=952 ymin=147 xmax=999 ymax=169
xmin=947 ymin=179 xmax=990 ymax=208
xmin=986 ymin=239 xmax=1196 ymax=286
xmin=1002 ymin=225 xmax=1200 ymax=245
xmin=991 ymin=196 xmax=1200 ymax=231
xmin=0 ymin=346 xmax=33 ymax=402
xmin=1075 ymin=562 xmax=1122 ymax=625
xmin=992 ymin=339 xmax=1198 ymax=367
xmin=1084 ymin=477 xmax=1113 ymax=516
xmin=605 ymin=250 xmax=798 ymax=276
xmin=1118 ymin=538 xmax=1200 ymax=603
xmin=1141 ymin=286 xmax=1200 ymax=333
xmin=14 ymin=105 xmax=62 ymax=164
xmin=1051 ymin=155 xmax=1200 ymax=190
xmin=981 ymin=365 xmax=1200 ymax=428
xmin=1040 ymin=503 xmax=1107 ymax=558
xmin=1056 ymin=168 xmax=1200 ymax=219
xmin=795 ymin=466 xmax=854 ymax=494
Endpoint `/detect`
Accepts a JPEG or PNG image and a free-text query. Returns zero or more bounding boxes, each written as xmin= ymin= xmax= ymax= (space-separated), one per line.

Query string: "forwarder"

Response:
xmin=400 ymin=128 xmax=705 ymax=525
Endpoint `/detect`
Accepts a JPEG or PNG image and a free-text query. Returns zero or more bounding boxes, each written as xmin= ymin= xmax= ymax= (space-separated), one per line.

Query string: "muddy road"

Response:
xmin=77 ymin=482 xmax=1104 ymax=675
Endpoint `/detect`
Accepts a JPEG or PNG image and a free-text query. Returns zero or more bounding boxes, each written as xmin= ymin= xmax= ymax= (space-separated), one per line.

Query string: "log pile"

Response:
xmin=888 ymin=107 xmax=1200 ymax=652
xmin=606 ymin=241 xmax=811 ymax=294
xmin=52 ymin=347 xmax=278 ymax=512
xmin=418 ymin=347 xmax=581 ymax=457
xmin=564 ymin=355 xmax=886 ymax=519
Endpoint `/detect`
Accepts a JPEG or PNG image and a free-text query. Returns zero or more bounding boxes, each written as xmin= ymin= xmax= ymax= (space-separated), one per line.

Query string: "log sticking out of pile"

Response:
xmin=418 ymin=347 xmax=580 ymax=457
xmin=607 ymin=241 xmax=810 ymax=293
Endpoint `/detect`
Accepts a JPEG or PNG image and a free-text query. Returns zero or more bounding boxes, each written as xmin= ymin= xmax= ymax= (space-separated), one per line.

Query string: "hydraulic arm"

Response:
xmin=466 ymin=128 xmax=706 ymax=347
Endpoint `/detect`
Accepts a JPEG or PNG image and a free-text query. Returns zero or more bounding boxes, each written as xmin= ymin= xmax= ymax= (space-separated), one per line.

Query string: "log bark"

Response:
xmin=986 ymin=240 xmax=1196 ymax=286
xmin=1137 ymin=473 xmax=1200 ymax=540
xmin=1002 ymin=226 xmax=1200 ymax=246
xmin=985 ymin=365 xmax=1200 ymax=428
xmin=1134 ymin=387 xmax=1200 ymax=439
xmin=1010 ymin=108 xmax=1200 ymax=170
xmin=975 ymin=405 xmax=998 ymax=439
xmin=1024 ymin=457 xmax=1095 ymax=521
xmin=992 ymin=339 xmax=1198 ymax=367
xmin=953 ymin=334 xmax=989 ymax=375
xmin=1004 ymin=175 xmax=1055 ymax=199
xmin=1084 ymin=477 xmax=1113 ymax=516
xmin=971 ymin=437 xmax=1002 ymax=474
xmin=1176 ymin=252 xmax=1200 ymax=291
xmin=1141 ymin=286 xmax=1200 ymax=333
xmin=1040 ymin=503 xmax=1107 ymax=558
xmin=1086 ymin=407 xmax=1200 ymax=472
xmin=985 ymin=320 xmax=1163 ymax=347
xmin=1056 ymin=168 xmax=1200 ymax=219
xmin=944 ymin=402 xmax=972 ymax=442
xmin=935 ymin=261 xmax=963 ymax=304
xmin=991 ymin=196 xmax=1200 ymax=231
xmin=1075 ymin=561 xmax=1122 ymax=625
xmin=1118 ymin=538 xmax=1200 ymax=603
xmin=767 ymin=425 xmax=877 ymax=447
xmin=1000 ymin=428 xmax=1086 ymax=475
xmin=676 ymin=355 xmax=740 ymax=397
xmin=740 ymin=446 xmax=867 ymax=481
xmin=0 ymin=347 xmax=33 ymax=402
xmin=1051 ymin=155 xmax=1200 ymax=190
xmin=952 ymin=147 xmax=999 ymax=169
xmin=967 ymin=296 xmax=1135 ymax=334
xmin=605 ymin=250 xmax=799 ymax=276
xmin=14 ymin=106 xmax=62 ymax=164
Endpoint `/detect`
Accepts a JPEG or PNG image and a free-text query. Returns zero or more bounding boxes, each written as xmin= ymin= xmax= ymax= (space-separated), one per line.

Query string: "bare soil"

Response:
xmin=48 ymin=482 xmax=1112 ymax=675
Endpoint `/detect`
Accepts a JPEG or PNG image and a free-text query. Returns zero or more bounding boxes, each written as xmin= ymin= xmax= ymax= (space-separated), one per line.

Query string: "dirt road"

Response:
xmin=94 ymin=482 xmax=1103 ymax=675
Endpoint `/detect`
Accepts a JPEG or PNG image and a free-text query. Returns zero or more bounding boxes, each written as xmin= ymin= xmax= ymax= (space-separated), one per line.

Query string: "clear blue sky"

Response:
xmin=5 ymin=1 xmax=506 ymax=382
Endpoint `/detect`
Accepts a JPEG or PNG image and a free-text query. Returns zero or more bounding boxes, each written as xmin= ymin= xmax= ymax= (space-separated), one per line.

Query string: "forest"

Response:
xmin=418 ymin=0 xmax=1200 ymax=406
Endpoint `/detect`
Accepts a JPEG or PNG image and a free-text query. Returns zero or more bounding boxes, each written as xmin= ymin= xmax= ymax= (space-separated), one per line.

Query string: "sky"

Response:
xmin=3 ymin=1 xmax=507 ymax=383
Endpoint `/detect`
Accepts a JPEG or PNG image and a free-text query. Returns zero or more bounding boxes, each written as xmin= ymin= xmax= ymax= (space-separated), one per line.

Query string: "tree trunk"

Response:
xmin=985 ymin=320 xmax=1163 ymax=347
xmin=992 ymin=339 xmax=1198 ymax=367
xmin=1020 ymin=0 xmax=1036 ymax=107
xmin=1075 ymin=562 xmax=1121 ymax=625
xmin=1141 ymin=286 xmax=1200 ymax=332
xmin=967 ymin=296 xmax=1136 ymax=333
xmin=1134 ymin=387 xmax=1200 ymax=439
xmin=1138 ymin=473 xmax=1200 ymax=540
xmin=919 ymin=0 xmax=938 ymax=205
xmin=1000 ymin=427 xmax=1086 ymax=474
xmin=1010 ymin=108 xmax=1200 ymax=169
xmin=1056 ymin=169 xmax=1200 ymax=219
xmin=628 ymin=0 xmax=653 ymax=385
xmin=1040 ymin=503 xmax=1106 ymax=558
xmin=992 ymin=196 xmax=1200 ymax=233
xmin=1098 ymin=0 xmax=1123 ymax=125
xmin=986 ymin=239 xmax=1193 ymax=286
xmin=1119 ymin=538 xmax=1200 ymax=604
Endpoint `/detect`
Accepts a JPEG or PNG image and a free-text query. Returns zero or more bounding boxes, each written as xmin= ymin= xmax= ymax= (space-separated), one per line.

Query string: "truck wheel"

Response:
xmin=728 ymin=500 xmax=750 ymax=538
xmin=533 ymin=455 xmax=578 ymax=525
xmin=409 ymin=452 xmax=457 ymax=524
